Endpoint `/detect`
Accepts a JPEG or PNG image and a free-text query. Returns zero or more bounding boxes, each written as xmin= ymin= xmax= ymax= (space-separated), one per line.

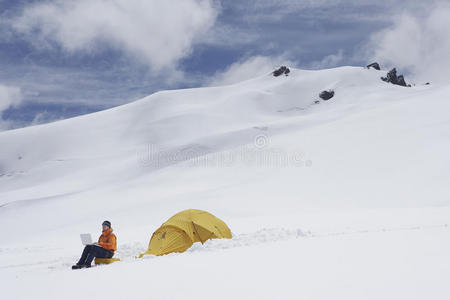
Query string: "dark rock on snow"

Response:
xmin=366 ymin=62 xmax=381 ymax=70
xmin=319 ymin=90 xmax=335 ymax=100
xmin=396 ymin=75 xmax=408 ymax=87
xmin=273 ymin=66 xmax=290 ymax=77
xmin=381 ymin=68 xmax=410 ymax=87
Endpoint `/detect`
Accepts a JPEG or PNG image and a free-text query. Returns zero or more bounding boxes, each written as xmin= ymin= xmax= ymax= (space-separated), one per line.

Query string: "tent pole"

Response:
xmin=192 ymin=222 xmax=204 ymax=244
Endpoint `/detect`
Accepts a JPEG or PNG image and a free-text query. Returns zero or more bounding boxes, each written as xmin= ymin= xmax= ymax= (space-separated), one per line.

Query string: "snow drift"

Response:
xmin=1 ymin=66 xmax=450 ymax=300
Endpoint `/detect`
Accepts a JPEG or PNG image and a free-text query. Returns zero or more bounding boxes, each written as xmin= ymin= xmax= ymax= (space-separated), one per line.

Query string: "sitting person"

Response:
xmin=72 ymin=220 xmax=117 ymax=269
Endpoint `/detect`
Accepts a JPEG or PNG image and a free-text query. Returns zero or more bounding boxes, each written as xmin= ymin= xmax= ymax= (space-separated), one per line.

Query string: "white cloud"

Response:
xmin=0 ymin=84 xmax=21 ymax=112
xmin=0 ymin=84 xmax=22 ymax=131
xmin=228 ymin=0 xmax=422 ymax=23
xmin=9 ymin=0 xmax=218 ymax=71
xmin=365 ymin=2 xmax=450 ymax=83
xmin=201 ymin=23 xmax=259 ymax=47
xmin=207 ymin=55 xmax=297 ymax=87
xmin=310 ymin=50 xmax=344 ymax=70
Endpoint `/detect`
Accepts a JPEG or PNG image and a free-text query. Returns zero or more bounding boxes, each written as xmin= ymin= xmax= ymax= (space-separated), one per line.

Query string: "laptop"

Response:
xmin=80 ymin=233 xmax=95 ymax=246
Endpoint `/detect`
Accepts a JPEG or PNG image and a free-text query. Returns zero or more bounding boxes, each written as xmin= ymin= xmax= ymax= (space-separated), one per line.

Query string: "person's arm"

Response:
xmin=98 ymin=235 xmax=116 ymax=250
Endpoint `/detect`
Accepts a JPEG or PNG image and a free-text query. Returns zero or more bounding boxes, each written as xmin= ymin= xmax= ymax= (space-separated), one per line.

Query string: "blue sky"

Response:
xmin=0 ymin=0 xmax=449 ymax=130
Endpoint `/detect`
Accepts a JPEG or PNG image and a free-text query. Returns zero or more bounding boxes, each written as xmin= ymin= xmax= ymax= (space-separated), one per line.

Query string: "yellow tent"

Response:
xmin=139 ymin=209 xmax=232 ymax=257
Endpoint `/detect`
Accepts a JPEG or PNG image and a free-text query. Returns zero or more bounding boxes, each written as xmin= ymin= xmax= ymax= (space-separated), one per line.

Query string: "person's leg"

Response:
xmin=76 ymin=245 xmax=93 ymax=265
xmin=99 ymin=248 xmax=113 ymax=259
xmin=84 ymin=246 xmax=113 ymax=266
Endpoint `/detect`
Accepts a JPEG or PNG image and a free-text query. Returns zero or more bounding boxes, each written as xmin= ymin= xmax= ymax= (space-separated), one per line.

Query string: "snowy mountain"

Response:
xmin=1 ymin=66 xmax=450 ymax=299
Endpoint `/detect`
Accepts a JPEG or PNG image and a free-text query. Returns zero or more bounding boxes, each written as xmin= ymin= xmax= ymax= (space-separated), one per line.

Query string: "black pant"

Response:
xmin=77 ymin=245 xmax=113 ymax=266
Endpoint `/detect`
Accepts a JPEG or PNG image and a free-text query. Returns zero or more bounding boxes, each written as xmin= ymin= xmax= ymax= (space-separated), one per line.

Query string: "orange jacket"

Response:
xmin=98 ymin=228 xmax=117 ymax=252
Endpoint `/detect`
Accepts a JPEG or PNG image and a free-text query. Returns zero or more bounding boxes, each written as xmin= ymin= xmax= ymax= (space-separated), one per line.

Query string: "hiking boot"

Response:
xmin=72 ymin=264 xmax=83 ymax=270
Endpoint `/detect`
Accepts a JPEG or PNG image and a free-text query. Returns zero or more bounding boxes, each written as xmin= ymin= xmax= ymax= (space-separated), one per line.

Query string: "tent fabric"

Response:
xmin=139 ymin=209 xmax=232 ymax=257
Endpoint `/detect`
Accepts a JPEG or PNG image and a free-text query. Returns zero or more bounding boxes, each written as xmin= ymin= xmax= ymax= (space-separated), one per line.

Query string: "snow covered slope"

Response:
xmin=1 ymin=66 xmax=450 ymax=299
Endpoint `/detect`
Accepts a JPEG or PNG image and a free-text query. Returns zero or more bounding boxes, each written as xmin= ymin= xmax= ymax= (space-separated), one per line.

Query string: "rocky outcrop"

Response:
xmin=366 ymin=62 xmax=381 ymax=70
xmin=381 ymin=68 xmax=410 ymax=87
xmin=319 ymin=90 xmax=334 ymax=100
xmin=273 ymin=66 xmax=290 ymax=77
